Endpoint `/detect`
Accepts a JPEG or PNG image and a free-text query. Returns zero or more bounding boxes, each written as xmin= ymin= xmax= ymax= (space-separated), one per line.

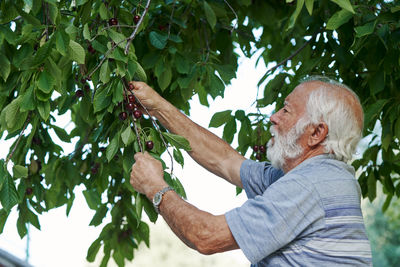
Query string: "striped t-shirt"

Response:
xmin=225 ymin=154 xmax=372 ymax=266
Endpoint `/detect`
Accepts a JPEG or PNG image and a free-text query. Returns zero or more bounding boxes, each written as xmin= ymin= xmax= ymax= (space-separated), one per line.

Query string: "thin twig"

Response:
xmin=223 ymin=0 xmax=238 ymax=34
xmin=121 ymin=78 xmax=174 ymax=175
xmin=131 ymin=118 xmax=144 ymax=152
xmin=167 ymin=0 xmax=177 ymax=39
xmin=6 ymin=114 xmax=31 ymax=165
xmin=124 ymin=0 xmax=152 ymax=55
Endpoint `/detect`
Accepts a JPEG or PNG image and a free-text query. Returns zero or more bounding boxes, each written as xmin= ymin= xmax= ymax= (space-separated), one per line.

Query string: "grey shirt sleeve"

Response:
xmin=226 ymin=161 xmax=325 ymax=264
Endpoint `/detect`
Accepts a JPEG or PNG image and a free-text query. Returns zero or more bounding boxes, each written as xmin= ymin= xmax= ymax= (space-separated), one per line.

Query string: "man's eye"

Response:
xmin=283 ymin=108 xmax=288 ymax=113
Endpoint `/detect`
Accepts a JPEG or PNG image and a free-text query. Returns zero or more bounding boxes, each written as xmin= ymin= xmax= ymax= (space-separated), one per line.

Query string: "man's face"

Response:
xmin=267 ymin=116 xmax=307 ymax=169
xmin=266 ymin=83 xmax=313 ymax=169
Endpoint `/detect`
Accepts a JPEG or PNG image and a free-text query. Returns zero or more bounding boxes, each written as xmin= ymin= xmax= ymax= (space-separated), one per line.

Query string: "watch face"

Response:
xmin=153 ymin=192 xmax=162 ymax=205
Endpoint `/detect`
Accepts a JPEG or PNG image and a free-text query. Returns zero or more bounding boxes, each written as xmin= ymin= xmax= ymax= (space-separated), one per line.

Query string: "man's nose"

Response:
xmin=269 ymin=111 xmax=278 ymax=125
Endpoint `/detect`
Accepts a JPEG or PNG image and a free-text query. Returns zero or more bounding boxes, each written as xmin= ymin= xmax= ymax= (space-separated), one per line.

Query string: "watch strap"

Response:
xmin=153 ymin=186 xmax=174 ymax=213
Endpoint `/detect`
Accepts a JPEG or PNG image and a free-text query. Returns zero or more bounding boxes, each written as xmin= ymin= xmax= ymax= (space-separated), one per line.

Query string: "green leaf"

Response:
xmin=326 ymin=9 xmax=353 ymax=30
xmin=37 ymin=101 xmax=51 ymax=121
xmin=149 ymin=31 xmax=168 ymax=49
xmin=13 ymin=165 xmax=28 ymax=178
xmin=173 ymin=149 xmax=184 ymax=167
xmin=391 ymin=6 xmax=400 ymax=13
xmin=20 ymin=85 xmax=36 ymax=112
xmin=83 ymin=24 xmax=91 ymax=40
xmin=382 ymin=194 xmax=392 ymax=213
xmin=83 ymin=188 xmax=101 ymax=210
xmin=89 ymin=205 xmax=108 ymax=226
xmin=330 ymin=0 xmax=355 ymax=14
xmin=305 ymin=0 xmax=314 ymax=15
xmin=87 ymin=238 xmax=102 ymax=262
xmin=209 ymin=110 xmax=232 ymax=128
xmin=287 ymin=0 xmax=304 ymax=30
xmin=162 ymin=132 xmax=191 ymax=151
xmin=367 ymin=171 xmax=376 ymax=202
xmin=0 ymin=175 xmax=20 ymax=212
xmin=69 ymin=40 xmax=86 ymax=64
xmin=33 ymin=37 xmax=54 ymax=66
xmin=223 ymin=117 xmax=237 ymax=143
xmin=0 ymin=54 xmax=10 ymax=82
xmin=4 ymin=97 xmax=21 ymax=129
xmin=106 ymin=135 xmax=119 ymax=162
xmin=56 ymin=31 xmax=69 ymax=56
xmin=158 ymin=66 xmax=172 ymax=91
xmin=0 ymin=160 xmax=6 ymax=190
xmin=134 ymin=61 xmax=147 ymax=82
xmin=203 ymin=1 xmax=217 ymax=29
xmin=135 ymin=193 xmax=143 ymax=219
xmin=0 ymin=209 xmax=9 ymax=234
xmin=355 ymin=21 xmax=376 ymax=38
xmin=121 ymin=126 xmax=135 ymax=146
xmin=93 ymin=86 xmax=112 ymax=113
xmin=37 ymin=71 xmax=55 ymax=94
xmin=100 ymin=60 xmax=110 ymax=84
xmin=52 ymin=125 xmax=71 ymax=142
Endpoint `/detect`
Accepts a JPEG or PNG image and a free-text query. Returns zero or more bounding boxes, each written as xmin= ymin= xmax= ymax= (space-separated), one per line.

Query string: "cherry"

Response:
xmin=32 ymin=137 xmax=41 ymax=145
xmin=26 ymin=187 xmax=33 ymax=195
xmin=109 ymin=18 xmax=118 ymax=26
xmin=128 ymin=82 xmax=135 ymax=91
xmin=128 ymin=95 xmax=136 ymax=103
xmin=76 ymin=90 xmax=84 ymax=98
xmin=80 ymin=78 xmax=86 ymax=84
xmin=146 ymin=141 xmax=154 ymax=150
xmin=158 ymin=25 xmax=167 ymax=31
xmin=126 ymin=102 xmax=135 ymax=111
xmin=91 ymin=167 xmax=98 ymax=174
xmin=133 ymin=110 xmax=142 ymax=119
xmin=86 ymin=76 xmax=92 ymax=81
xmin=119 ymin=112 xmax=128 ymax=121
xmin=259 ymin=145 xmax=266 ymax=153
xmin=253 ymin=145 xmax=259 ymax=152
xmin=88 ymin=44 xmax=95 ymax=54
xmin=133 ymin=15 xmax=140 ymax=24
xmin=84 ymin=84 xmax=90 ymax=92
xmin=255 ymin=153 xmax=262 ymax=161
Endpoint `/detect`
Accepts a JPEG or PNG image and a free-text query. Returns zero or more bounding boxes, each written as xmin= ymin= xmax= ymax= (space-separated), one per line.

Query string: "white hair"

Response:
xmin=301 ymin=76 xmax=364 ymax=162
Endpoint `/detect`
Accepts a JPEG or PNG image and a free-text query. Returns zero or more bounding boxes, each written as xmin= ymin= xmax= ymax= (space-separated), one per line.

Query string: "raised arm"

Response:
xmin=131 ymin=81 xmax=245 ymax=188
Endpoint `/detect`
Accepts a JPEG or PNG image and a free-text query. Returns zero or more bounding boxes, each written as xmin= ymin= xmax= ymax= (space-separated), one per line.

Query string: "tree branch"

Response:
xmin=223 ymin=0 xmax=238 ymax=34
xmin=124 ymin=0 xmax=152 ymax=55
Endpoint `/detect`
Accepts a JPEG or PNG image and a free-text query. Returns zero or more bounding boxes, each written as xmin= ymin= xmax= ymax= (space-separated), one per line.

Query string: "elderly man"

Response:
xmin=129 ymin=77 xmax=372 ymax=266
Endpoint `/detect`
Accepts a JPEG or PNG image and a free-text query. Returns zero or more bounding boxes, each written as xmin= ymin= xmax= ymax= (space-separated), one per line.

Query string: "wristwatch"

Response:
xmin=153 ymin=186 xmax=174 ymax=213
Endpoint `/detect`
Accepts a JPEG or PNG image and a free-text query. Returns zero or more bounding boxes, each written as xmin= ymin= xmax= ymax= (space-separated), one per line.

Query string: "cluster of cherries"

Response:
xmin=253 ymin=144 xmax=266 ymax=161
xmin=75 ymin=77 xmax=91 ymax=98
xmin=108 ymin=14 xmax=140 ymax=27
xmin=118 ymin=85 xmax=142 ymax=121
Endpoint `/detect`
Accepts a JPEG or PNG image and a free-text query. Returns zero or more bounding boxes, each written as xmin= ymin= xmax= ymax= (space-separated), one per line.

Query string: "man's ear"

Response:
xmin=308 ymin=122 xmax=329 ymax=147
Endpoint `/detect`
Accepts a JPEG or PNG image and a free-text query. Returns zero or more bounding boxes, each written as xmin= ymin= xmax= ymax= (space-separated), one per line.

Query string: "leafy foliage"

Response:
xmin=0 ymin=0 xmax=399 ymax=265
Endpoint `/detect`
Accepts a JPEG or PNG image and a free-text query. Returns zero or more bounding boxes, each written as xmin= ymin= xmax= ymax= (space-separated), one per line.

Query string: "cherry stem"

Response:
xmin=124 ymin=0 xmax=152 ymax=55
xmin=131 ymin=117 xmax=144 ymax=153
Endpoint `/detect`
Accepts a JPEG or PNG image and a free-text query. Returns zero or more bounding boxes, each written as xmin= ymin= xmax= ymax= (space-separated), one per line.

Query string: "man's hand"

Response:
xmin=129 ymin=81 xmax=164 ymax=116
xmin=130 ymin=152 xmax=168 ymax=199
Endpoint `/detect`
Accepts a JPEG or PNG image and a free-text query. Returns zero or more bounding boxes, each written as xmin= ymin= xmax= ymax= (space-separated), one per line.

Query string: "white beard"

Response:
xmin=267 ymin=119 xmax=307 ymax=170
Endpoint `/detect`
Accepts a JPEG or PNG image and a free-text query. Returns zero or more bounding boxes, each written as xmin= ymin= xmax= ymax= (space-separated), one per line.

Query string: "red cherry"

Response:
xmin=80 ymin=78 xmax=86 ymax=84
xmin=109 ymin=18 xmax=118 ymax=26
xmin=26 ymin=187 xmax=33 ymax=195
xmin=128 ymin=95 xmax=136 ymax=103
xmin=158 ymin=25 xmax=167 ymax=31
xmin=119 ymin=112 xmax=128 ymax=121
xmin=133 ymin=15 xmax=140 ymax=24
xmin=88 ymin=44 xmax=95 ymax=54
xmin=255 ymin=154 xmax=262 ymax=161
xmin=133 ymin=110 xmax=142 ymax=119
xmin=253 ymin=145 xmax=259 ymax=152
xmin=91 ymin=167 xmax=98 ymax=174
xmin=128 ymin=82 xmax=135 ymax=91
xmin=84 ymin=84 xmax=90 ymax=92
xmin=126 ymin=102 xmax=135 ymax=111
xmin=259 ymin=145 xmax=266 ymax=153
xmin=146 ymin=141 xmax=154 ymax=150
xmin=76 ymin=90 xmax=84 ymax=98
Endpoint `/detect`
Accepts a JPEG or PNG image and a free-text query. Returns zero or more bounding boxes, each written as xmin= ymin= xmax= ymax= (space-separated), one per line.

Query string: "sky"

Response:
xmin=0 ymin=47 xmax=272 ymax=267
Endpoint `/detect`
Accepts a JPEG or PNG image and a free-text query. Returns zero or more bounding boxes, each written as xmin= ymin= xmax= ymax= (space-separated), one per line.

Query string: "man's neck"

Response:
xmin=283 ymin=146 xmax=327 ymax=173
